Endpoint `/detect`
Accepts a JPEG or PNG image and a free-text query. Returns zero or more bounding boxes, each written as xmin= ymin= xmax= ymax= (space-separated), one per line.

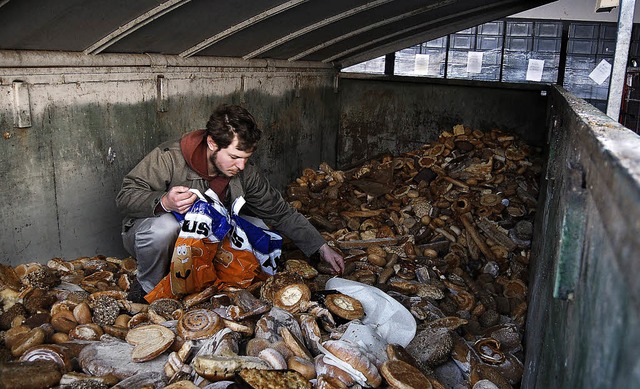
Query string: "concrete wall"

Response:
xmin=524 ymin=86 xmax=640 ymax=388
xmin=337 ymin=74 xmax=550 ymax=167
xmin=0 ymin=52 xmax=338 ymax=266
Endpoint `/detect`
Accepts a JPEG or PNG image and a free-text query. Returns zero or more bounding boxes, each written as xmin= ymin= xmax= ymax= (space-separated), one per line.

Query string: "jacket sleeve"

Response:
xmin=115 ymin=145 xmax=176 ymax=219
xmin=239 ymin=165 xmax=326 ymax=257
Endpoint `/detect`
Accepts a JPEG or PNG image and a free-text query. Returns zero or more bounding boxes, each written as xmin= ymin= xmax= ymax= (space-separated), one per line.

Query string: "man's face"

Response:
xmin=207 ymin=135 xmax=253 ymax=178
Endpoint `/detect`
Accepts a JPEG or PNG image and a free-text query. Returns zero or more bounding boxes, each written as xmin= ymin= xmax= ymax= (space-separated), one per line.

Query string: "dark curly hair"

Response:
xmin=205 ymin=104 xmax=262 ymax=152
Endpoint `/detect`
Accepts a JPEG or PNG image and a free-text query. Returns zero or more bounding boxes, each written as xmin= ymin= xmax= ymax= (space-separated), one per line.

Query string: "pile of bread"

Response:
xmin=0 ymin=261 xmax=438 ymax=388
xmin=0 ymin=125 xmax=539 ymax=388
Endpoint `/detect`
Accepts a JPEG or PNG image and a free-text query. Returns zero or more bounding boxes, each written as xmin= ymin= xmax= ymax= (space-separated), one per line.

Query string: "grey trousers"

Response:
xmin=122 ymin=213 xmax=180 ymax=293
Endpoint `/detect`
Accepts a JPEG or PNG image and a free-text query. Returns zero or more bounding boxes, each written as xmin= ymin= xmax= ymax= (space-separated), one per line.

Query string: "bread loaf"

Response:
xmin=380 ymin=359 xmax=433 ymax=389
xmin=237 ymin=368 xmax=312 ymax=389
xmin=125 ymin=324 xmax=175 ymax=362
xmin=288 ymin=355 xmax=316 ymax=380
xmin=322 ymin=340 xmax=381 ymax=387
xmin=192 ymin=355 xmax=270 ymax=381
xmin=324 ymin=293 xmax=364 ymax=321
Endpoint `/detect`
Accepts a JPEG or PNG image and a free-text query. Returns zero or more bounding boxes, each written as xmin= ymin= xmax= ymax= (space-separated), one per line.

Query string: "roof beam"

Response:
xmin=335 ymin=0 xmax=530 ymax=68
xmin=243 ymin=0 xmax=395 ymax=60
xmin=180 ymin=0 xmax=308 ymax=58
xmin=288 ymin=0 xmax=456 ymax=62
xmin=84 ymin=0 xmax=192 ymax=55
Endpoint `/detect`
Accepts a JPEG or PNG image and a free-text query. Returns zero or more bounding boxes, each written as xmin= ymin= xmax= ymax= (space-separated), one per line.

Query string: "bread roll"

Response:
xmin=193 ymin=355 xmax=270 ymax=381
xmin=279 ymin=327 xmax=312 ymax=360
xmin=316 ymin=374 xmax=349 ymax=389
xmin=386 ymin=343 xmax=421 ymax=368
xmin=125 ymin=324 xmax=175 ymax=362
xmin=238 ymin=369 xmax=311 ymax=389
xmin=380 ymin=359 xmax=433 ymax=389
xmin=258 ymin=347 xmax=287 ymax=370
xmin=177 ymin=309 xmax=223 ymax=340
xmin=314 ymin=355 xmax=355 ymax=387
xmin=288 ymin=355 xmax=316 ymax=380
xmin=324 ymin=294 xmax=364 ymax=321
xmin=246 ymin=337 xmax=272 ymax=357
xmin=322 ymin=340 xmax=381 ymax=387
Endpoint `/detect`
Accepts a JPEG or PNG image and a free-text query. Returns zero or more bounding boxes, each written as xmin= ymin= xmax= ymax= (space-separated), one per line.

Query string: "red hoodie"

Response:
xmin=180 ymin=130 xmax=230 ymax=201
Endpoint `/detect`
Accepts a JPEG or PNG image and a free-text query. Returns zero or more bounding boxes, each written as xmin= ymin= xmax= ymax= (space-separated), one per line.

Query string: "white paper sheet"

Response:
xmin=414 ymin=54 xmax=430 ymax=75
xmin=325 ymin=277 xmax=416 ymax=346
xmin=467 ymin=51 xmax=483 ymax=73
xmin=589 ymin=59 xmax=612 ymax=85
xmin=526 ymin=59 xmax=545 ymax=82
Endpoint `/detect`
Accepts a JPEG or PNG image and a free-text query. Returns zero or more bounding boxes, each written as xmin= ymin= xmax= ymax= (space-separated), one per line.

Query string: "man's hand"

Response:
xmin=318 ymin=243 xmax=345 ymax=275
xmin=161 ymin=186 xmax=197 ymax=214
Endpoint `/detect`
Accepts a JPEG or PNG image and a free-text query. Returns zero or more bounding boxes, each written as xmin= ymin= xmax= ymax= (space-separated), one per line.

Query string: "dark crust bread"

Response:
xmin=380 ymin=359 xmax=433 ymax=389
xmin=324 ymin=293 xmax=364 ymax=320
xmin=386 ymin=343 xmax=421 ymax=368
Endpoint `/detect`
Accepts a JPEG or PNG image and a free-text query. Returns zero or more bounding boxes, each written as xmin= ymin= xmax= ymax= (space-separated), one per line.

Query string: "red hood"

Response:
xmin=180 ymin=129 xmax=230 ymax=200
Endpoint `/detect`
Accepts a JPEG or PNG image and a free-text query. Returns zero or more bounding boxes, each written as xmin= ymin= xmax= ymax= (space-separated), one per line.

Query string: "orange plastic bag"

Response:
xmin=213 ymin=236 xmax=268 ymax=289
xmin=145 ymin=189 xmax=230 ymax=303
xmin=144 ymin=238 xmax=220 ymax=302
xmin=145 ymin=191 xmax=282 ymax=302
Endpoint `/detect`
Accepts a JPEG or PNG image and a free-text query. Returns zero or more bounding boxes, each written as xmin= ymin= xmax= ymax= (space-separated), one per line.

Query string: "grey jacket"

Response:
xmin=115 ymin=138 xmax=325 ymax=257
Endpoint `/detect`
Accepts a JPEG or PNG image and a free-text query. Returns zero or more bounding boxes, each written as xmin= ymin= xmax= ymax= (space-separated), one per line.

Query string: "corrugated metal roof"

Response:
xmin=0 ymin=0 xmax=555 ymax=68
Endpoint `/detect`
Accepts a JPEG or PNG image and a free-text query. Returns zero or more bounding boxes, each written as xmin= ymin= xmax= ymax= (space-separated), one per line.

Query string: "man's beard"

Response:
xmin=208 ymin=150 xmax=228 ymax=177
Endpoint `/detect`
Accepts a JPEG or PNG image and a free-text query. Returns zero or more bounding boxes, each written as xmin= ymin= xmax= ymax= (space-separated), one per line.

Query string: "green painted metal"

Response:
xmin=553 ymin=165 xmax=586 ymax=300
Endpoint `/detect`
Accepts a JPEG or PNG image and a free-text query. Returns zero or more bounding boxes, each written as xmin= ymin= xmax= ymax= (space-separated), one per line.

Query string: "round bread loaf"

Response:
xmin=125 ymin=324 xmax=175 ymax=362
xmin=322 ymin=340 xmax=381 ymax=387
xmin=324 ymin=294 xmax=364 ymax=321
xmin=260 ymin=272 xmax=311 ymax=313
xmin=177 ymin=309 xmax=223 ymax=340
xmin=380 ymin=359 xmax=432 ymax=389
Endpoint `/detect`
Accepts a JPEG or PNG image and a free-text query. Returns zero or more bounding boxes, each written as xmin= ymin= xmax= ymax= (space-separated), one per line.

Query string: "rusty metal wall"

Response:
xmin=524 ymin=86 xmax=640 ymax=388
xmin=0 ymin=56 xmax=338 ymax=265
xmin=337 ymin=75 xmax=550 ymax=168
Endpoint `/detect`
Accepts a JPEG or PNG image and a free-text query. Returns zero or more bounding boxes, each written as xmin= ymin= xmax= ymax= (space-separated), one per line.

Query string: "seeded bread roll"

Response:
xmin=284 ymin=259 xmax=319 ymax=280
xmin=237 ymin=368 xmax=312 ymax=389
